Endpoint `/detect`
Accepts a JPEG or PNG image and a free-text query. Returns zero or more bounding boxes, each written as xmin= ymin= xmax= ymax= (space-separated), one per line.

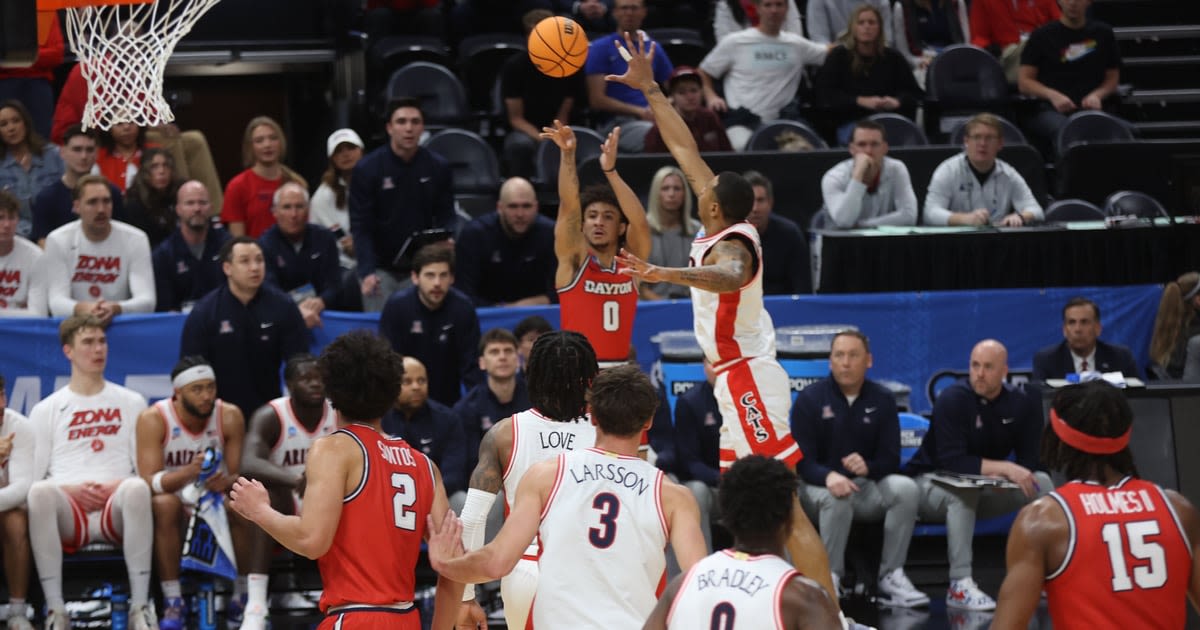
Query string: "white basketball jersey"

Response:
xmin=29 ymin=382 xmax=146 ymax=485
xmin=503 ymin=408 xmax=595 ymax=558
xmin=667 ymin=550 xmax=799 ymax=630
xmin=266 ymin=396 xmax=338 ymax=477
xmin=534 ymin=448 xmax=668 ymax=629
xmin=154 ymin=398 xmax=225 ymax=472
xmin=688 ymin=221 xmax=777 ymax=367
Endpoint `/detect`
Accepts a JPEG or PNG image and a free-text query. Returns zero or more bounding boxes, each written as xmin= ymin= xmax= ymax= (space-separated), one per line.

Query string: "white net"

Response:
xmin=62 ymin=0 xmax=222 ymax=130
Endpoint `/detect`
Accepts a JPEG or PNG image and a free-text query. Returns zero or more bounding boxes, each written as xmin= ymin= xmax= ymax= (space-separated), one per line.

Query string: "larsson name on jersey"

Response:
xmin=583 ymin=279 xmax=634 ymax=295
xmin=695 ymin=566 xmax=776 ymax=597
xmin=567 ymin=461 xmax=652 ymax=495
xmin=67 ymin=407 xmax=122 ymax=440
xmin=72 ymin=255 xmax=120 ymax=284
xmin=1078 ymin=489 xmax=1159 ymax=516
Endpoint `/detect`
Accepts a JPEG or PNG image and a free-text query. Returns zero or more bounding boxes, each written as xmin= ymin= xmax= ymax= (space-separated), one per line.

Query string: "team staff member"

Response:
xmin=993 ymin=381 xmax=1200 ymax=629
xmin=544 ymin=123 xmax=650 ymax=366
xmin=180 ymin=237 xmax=307 ymax=418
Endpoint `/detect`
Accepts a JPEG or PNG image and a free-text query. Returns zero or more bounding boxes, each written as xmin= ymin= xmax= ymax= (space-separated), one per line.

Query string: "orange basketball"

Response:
xmin=528 ymin=16 xmax=589 ymax=78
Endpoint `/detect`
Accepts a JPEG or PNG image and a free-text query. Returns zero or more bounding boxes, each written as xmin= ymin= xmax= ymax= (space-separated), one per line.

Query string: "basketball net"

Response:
xmin=51 ymin=0 xmax=222 ymax=129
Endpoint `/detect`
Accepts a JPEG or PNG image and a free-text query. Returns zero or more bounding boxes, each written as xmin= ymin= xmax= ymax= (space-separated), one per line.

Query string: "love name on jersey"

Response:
xmin=567 ymin=461 xmax=651 ymax=495
xmin=582 ymin=279 xmax=633 ymax=295
xmin=66 ymin=407 xmax=122 ymax=440
xmin=1078 ymin=488 xmax=1158 ymax=516
xmin=695 ymin=566 xmax=774 ymax=597
xmin=538 ymin=429 xmax=578 ymax=450
xmin=71 ymin=255 xmax=120 ymax=284
xmin=0 ymin=269 xmax=21 ymax=297
xmin=378 ymin=442 xmax=418 ymax=466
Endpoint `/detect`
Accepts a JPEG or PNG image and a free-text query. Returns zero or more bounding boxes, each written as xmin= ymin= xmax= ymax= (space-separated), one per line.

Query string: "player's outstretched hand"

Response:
xmin=599 ymin=126 xmax=620 ymax=173
xmin=616 ymin=247 xmax=666 ymax=283
xmin=605 ymin=30 xmax=657 ymax=91
xmin=426 ymin=509 xmax=466 ymax=572
xmin=540 ymin=120 xmax=575 ymax=152
xmin=229 ymin=476 xmax=270 ymax=523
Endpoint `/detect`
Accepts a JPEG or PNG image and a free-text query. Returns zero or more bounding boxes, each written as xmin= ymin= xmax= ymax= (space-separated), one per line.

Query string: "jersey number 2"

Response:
xmin=1101 ymin=520 xmax=1167 ymax=591
xmin=589 ymin=493 xmax=620 ymax=548
xmin=602 ymin=301 xmax=619 ymax=332
xmin=391 ymin=473 xmax=416 ymax=531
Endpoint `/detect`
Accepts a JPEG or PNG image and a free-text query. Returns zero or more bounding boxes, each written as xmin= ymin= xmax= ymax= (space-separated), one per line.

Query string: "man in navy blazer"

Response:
xmin=1031 ymin=297 xmax=1141 ymax=381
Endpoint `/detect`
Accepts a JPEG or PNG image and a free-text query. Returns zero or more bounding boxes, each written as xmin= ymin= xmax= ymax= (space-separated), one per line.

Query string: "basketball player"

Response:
xmin=229 ymin=331 xmax=464 ymax=630
xmin=235 ymin=353 xmax=338 ymax=630
xmin=134 ymin=356 xmax=245 ymax=630
xmin=27 ymin=316 xmax=156 ymax=630
xmin=992 ymin=380 xmax=1200 ymax=629
xmin=430 ymin=365 xmax=706 ymax=629
xmin=0 ymin=375 xmax=35 ymax=630
xmin=645 ymin=455 xmax=841 ymax=630
xmin=609 ymin=32 xmax=839 ymax=607
xmin=455 ymin=330 xmax=601 ymax=629
xmin=544 ymin=122 xmax=650 ymax=367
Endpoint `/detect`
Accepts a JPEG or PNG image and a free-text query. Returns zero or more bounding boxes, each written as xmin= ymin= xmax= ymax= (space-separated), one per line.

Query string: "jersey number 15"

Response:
xmin=1101 ymin=520 xmax=1167 ymax=591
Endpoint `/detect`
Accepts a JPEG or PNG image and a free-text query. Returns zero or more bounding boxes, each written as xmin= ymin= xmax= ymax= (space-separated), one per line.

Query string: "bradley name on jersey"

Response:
xmin=566 ymin=458 xmax=653 ymax=496
xmin=693 ymin=562 xmax=776 ymax=597
xmin=66 ymin=407 xmax=123 ymax=441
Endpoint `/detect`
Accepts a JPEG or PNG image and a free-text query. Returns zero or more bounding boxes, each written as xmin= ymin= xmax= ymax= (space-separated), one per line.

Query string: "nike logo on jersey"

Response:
xmin=1000 ymin=417 xmax=1015 ymax=424
xmin=419 ymin=176 xmax=432 ymax=183
xmin=261 ymin=322 xmax=274 ymax=329
xmin=865 ymin=407 xmax=878 ymax=413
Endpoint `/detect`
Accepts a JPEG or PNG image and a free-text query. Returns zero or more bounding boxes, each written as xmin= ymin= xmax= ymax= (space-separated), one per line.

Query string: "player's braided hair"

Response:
xmin=1042 ymin=381 xmax=1138 ymax=482
xmin=719 ymin=455 xmax=797 ymax=546
xmin=527 ymin=330 xmax=597 ymax=422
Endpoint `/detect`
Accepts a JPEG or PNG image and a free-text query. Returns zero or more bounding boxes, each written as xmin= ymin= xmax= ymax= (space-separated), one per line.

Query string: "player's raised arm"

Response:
xmin=992 ymin=498 xmax=1062 ymax=628
xmin=606 ymin=31 xmax=714 ymax=195
xmin=599 ymin=127 xmax=650 ymax=260
xmin=618 ymin=235 xmax=752 ymax=294
xmin=545 ymin=121 xmax=587 ymax=286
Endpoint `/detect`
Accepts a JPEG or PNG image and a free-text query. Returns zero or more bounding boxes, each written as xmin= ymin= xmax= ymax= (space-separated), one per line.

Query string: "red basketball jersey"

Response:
xmin=557 ymin=255 xmax=637 ymax=363
xmin=317 ymin=424 xmax=436 ymax=612
xmin=1045 ymin=477 xmax=1193 ymax=630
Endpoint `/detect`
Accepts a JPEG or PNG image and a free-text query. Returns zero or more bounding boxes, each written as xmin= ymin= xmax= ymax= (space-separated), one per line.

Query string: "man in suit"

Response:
xmin=1032 ymin=297 xmax=1141 ymax=381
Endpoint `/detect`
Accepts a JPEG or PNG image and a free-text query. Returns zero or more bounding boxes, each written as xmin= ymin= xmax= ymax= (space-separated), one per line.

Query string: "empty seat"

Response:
xmin=868 ymin=113 xmax=928 ymax=146
xmin=386 ymin=62 xmax=469 ymax=128
xmin=646 ymin=28 xmax=707 ymax=68
xmin=425 ymin=128 xmax=501 ymax=194
xmin=458 ymin=33 xmax=525 ymax=113
xmin=1055 ymin=110 xmax=1136 ymax=156
xmin=535 ymin=126 xmax=605 ymax=189
xmin=746 ymin=120 xmax=828 ymax=151
xmin=948 ymin=115 xmax=1028 ymax=146
xmin=1044 ymin=199 xmax=1105 ymax=222
xmin=1103 ymin=190 xmax=1169 ymax=218
xmin=925 ymin=45 xmax=1009 ymax=139
xmin=371 ymin=35 xmax=451 ymax=75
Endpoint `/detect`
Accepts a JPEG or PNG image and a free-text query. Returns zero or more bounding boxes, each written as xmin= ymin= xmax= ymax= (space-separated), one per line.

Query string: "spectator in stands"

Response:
xmin=0 ymin=14 xmax=63 ymax=139
xmin=640 ymin=166 xmax=698 ymax=300
xmin=350 ymin=98 xmax=456 ymax=312
xmin=455 ymin=177 xmax=556 ymax=307
xmin=179 ymin=236 xmax=308 ymax=418
xmin=43 ymin=175 xmax=155 ymax=322
xmin=713 ymin=0 xmax=803 ymax=42
xmin=0 ymin=189 xmax=44 ymax=317
xmin=923 ymin=113 xmax=1043 ymax=226
xmin=971 ymin=0 xmax=1060 ymax=83
xmin=814 ymin=5 xmax=923 ymax=145
xmin=363 ymin=0 xmax=445 ymax=41
xmin=513 ymin=315 xmax=553 ymax=370
xmin=808 ymin=0 xmax=894 ymax=45
xmin=1032 ymin=297 xmax=1141 ymax=381
xmin=454 ymin=329 xmax=531 ymax=473
xmin=95 ymin=123 xmax=146 ymax=195
xmin=0 ymin=373 xmax=33 ymax=629
xmin=0 ymin=99 xmax=63 ymax=239
xmin=379 ymin=245 xmax=482 ymax=407
xmin=382 ymin=355 xmax=469 ymax=504
xmin=892 ymin=0 xmax=969 ymax=73
xmin=586 ymin=0 xmax=675 ymax=152
xmin=124 ymin=148 xmax=184 ymax=248
xmin=644 ymin=67 xmax=732 ymax=154
xmin=699 ymin=0 xmax=829 ymax=150
xmin=27 ymin=316 xmax=156 ymax=630
xmin=565 ymin=0 xmax=616 ymax=37
xmin=744 ymin=171 xmax=811 ymax=295
xmin=259 ymin=182 xmax=345 ymax=328
xmin=642 ymin=0 xmax=705 ymax=31
xmin=152 ymin=181 xmax=230 ymax=313
xmin=311 ymin=129 xmax=363 ymax=272
xmin=791 ymin=330 xmax=926 ymax=606
xmin=673 ymin=359 xmax=722 ymax=552
xmin=52 ymin=64 xmax=225 ymax=216
xmin=904 ymin=339 xmax=1051 ymax=611
xmin=1018 ymin=0 xmax=1120 ymax=159
xmin=821 ymin=120 xmax=918 ymax=228
xmin=452 ymin=0 xmax=554 ymax=40
xmin=221 ymin=116 xmax=306 ymax=239
xmin=1149 ymin=271 xmax=1200 ymax=380
xmin=502 ymin=9 xmax=588 ymax=179
xmin=31 ymin=125 xmax=124 ymax=246
xmin=134 ymin=356 xmax=245 ymax=630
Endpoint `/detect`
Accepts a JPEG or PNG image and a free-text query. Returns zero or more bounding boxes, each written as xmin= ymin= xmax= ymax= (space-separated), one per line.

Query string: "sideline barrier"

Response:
xmin=1 ymin=285 xmax=1160 ymax=415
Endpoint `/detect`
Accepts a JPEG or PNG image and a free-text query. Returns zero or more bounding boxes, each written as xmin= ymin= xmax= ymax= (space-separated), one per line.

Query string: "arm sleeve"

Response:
xmin=349 ymin=161 xmax=378 ymax=277
xmin=674 ymin=395 xmax=720 ymax=487
xmin=823 ymin=165 xmax=867 ymax=229
xmin=43 ymin=236 xmax=77 ymax=317
xmin=452 ymin=226 xmax=490 ymax=306
xmin=929 ymin=389 xmax=982 ymax=474
xmin=0 ymin=416 xmax=35 ymax=511
xmin=699 ymin=39 xmax=734 ymax=79
xmin=922 ymin=161 xmax=956 ymax=226
xmin=865 ymin=396 xmax=900 ymax=479
xmin=791 ymin=392 xmax=832 ymax=485
xmin=119 ymin=232 xmax=156 ymax=313
xmin=860 ymin=161 xmax=917 ymax=227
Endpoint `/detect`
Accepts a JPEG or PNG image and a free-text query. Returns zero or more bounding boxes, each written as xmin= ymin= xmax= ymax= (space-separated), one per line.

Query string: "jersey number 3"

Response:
xmin=1101 ymin=520 xmax=1167 ymax=591
xmin=589 ymin=492 xmax=620 ymax=548
xmin=392 ymin=473 xmax=417 ymax=531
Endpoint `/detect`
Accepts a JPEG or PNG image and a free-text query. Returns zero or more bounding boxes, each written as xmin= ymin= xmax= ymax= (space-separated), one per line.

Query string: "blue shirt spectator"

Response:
xmin=383 ymin=356 xmax=469 ymax=496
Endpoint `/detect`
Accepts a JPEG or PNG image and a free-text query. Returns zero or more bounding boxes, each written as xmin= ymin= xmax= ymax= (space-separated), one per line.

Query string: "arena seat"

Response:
xmin=646 ymin=28 xmax=708 ymax=68
xmin=385 ymin=61 xmax=469 ymax=129
xmin=868 ymin=113 xmax=928 ymax=147
xmin=1044 ymin=199 xmax=1106 ymax=223
xmin=745 ymin=119 xmax=828 ymax=151
xmin=534 ymin=126 xmax=605 ymax=192
xmin=1104 ymin=190 xmax=1170 ymax=218
xmin=1055 ymin=110 xmax=1137 ymax=156
xmin=924 ymin=45 xmax=1010 ymax=141
xmin=458 ymin=33 xmax=524 ymax=115
xmin=426 ymin=128 xmax=501 ymax=220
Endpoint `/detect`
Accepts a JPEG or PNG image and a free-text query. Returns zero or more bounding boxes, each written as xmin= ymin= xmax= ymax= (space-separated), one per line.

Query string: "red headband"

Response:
xmin=1050 ymin=409 xmax=1131 ymax=455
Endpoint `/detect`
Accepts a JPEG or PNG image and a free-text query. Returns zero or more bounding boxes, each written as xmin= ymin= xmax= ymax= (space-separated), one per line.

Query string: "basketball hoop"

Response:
xmin=38 ymin=0 xmax=223 ymax=130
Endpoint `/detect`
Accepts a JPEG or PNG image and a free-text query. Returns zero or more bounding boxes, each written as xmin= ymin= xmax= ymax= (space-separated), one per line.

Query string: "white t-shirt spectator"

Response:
xmin=700 ymin=28 xmax=829 ymax=121
xmin=29 ymin=382 xmax=146 ymax=486
xmin=0 ymin=235 xmax=46 ymax=316
xmin=309 ymin=180 xmax=355 ymax=269
xmin=43 ymin=220 xmax=155 ymax=316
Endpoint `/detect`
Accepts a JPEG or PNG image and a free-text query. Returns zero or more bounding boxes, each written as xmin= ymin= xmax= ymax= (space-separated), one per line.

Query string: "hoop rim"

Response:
xmin=38 ymin=0 xmax=153 ymax=9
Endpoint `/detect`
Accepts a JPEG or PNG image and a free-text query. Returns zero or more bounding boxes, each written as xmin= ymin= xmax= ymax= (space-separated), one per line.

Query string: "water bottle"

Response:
xmin=197 ymin=582 xmax=217 ymax=630
xmin=110 ymin=588 xmax=129 ymax=630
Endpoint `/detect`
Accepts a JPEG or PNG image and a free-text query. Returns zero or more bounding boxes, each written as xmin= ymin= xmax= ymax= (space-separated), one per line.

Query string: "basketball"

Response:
xmin=528 ymin=16 xmax=589 ymax=78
